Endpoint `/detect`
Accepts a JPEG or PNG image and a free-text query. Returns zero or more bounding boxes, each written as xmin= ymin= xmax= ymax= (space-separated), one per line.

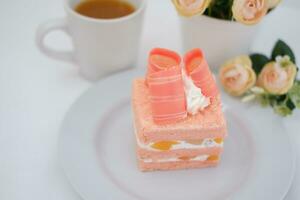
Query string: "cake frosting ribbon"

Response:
xmin=146 ymin=48 xmax=218 ymax=124
xmin=146 ymin=48 xmax=187 ymax=124
xmin=184 ymin=48 xmax=219 ymax=98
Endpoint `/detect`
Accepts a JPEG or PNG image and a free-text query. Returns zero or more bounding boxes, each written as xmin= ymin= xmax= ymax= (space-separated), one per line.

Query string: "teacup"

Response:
xmin=36 ymin=0 xmax=146 ymax=80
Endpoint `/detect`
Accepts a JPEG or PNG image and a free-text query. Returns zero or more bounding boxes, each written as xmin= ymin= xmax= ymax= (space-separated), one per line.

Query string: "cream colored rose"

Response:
xmin=172 ymin=0 xmax=211 ymax=17
xmin=268 ymin=0 xmax=281 ymax=9
xmin=232 ymin=0 xmax=268 ymax=25
xmin=257 ymin=56 xmax=297 ymax=95
xmin=220 ymin=55 xmax=256 ymax=96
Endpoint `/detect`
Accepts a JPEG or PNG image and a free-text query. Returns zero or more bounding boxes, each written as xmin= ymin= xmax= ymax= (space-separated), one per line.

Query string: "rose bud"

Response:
xmin=257 ymin=56 xmax=297 ymax=95
xmin=172 ymin=0 xmax=211 ymax=17
xmin=232 ymin=0 xmax=268 ymax=25
xmin=220 ymin=55 xmax=256 ymax=96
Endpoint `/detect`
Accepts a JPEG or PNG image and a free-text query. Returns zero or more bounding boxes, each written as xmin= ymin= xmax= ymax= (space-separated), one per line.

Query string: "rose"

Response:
xmin=268 ymin=0 xmax=281 ymax=9
xmin=220 ymin=55 xmax=256 ymax=96
xmin=257 ymin=56 xmax=297 ymax=95
xmin=232 ymin=0 xmax=268 ymax=25
xmin=172 ymin=0 xmax=211 ymax=17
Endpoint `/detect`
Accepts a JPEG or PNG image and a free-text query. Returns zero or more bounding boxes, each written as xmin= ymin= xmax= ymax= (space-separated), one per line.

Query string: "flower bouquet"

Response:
xmin=219 ymin=40 xmax=300 ymax=116
xmin=172 ymin=0 xmax=282 ymax=69
xmin=172 ymin=0 xmax=281 ymax=24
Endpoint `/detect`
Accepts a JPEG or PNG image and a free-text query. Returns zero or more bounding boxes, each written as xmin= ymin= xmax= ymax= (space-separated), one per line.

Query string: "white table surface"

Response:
xmin=0 ymin=0 xmax=299 ymax=200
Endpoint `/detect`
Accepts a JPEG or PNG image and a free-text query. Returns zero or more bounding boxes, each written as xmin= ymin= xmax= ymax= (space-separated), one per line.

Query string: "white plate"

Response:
xmin=59 ymin=69 xmax=296 ymax=200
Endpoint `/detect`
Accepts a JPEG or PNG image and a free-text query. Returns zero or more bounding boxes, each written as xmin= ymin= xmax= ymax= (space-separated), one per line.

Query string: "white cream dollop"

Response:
xmin=182 ymin=70 xmax=210 ymax=115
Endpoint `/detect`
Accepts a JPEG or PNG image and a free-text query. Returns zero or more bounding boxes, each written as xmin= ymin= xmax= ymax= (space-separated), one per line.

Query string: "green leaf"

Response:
xmin=273 ymin=103 xmax=292 ymax=117
xmin=272 ymin=92 xmax=296 ymax=116
xmin=257 ymin=94 xmax=272 ymax=107
xmin=288 ymin=81 xmax=300 ymax=108
xmin=250 ymin=54 xmax=270 ymax=75
xmin=271 ymin=40 xmax=296 ymax=64
xmin=268 ymin=95 xmax=279 ymax=107
xmin=286 ymin=98 xmax=296 ymax=111
xmin=204 ymin=0 xmax=233 ymax=20
xmin=275 ymin=94 xmax=287 ymax=103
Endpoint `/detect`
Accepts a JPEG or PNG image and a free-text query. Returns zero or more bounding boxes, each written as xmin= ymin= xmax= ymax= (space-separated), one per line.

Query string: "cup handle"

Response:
xmin=36 ymin=18 xmax=74 ymax=63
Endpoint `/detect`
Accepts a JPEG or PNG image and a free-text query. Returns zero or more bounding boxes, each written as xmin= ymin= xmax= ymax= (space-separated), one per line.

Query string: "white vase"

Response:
xmin=180 ymin=15 xmax=261 ymax=71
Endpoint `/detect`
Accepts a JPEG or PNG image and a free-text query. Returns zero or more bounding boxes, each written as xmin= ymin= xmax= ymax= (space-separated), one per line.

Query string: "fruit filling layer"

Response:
xmin=136 ymin=134 xmax=223 ymax=151
xmin=133 ymin=124 xmax=224 ymax=151
xmin=141 ymin=154 xmax=220 ymax=163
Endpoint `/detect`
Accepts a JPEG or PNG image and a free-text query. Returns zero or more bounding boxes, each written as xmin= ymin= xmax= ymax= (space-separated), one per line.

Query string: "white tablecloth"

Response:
xmin=0 ymin=0 xmax=299 ymax=199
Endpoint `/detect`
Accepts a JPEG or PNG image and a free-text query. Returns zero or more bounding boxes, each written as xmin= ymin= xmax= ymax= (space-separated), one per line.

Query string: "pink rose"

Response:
xmin=232 ymin=0 xmax=268 ymax=25
xmin=257 ymin=56 xmax=297 ymax=95
xmin=220 ymin=55 xmax=256 ymax=96
xmin=172 ymin=0 xmax=211 ymax=17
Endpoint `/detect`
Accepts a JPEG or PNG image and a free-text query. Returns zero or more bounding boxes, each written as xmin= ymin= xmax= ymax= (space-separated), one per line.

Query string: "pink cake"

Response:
xmin=131 ymin=48 xmax=227 ymax=171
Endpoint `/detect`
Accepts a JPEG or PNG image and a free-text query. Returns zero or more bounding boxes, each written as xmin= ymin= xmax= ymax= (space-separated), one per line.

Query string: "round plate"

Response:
xmin=59 ymin=69 xmax=296 ymax=200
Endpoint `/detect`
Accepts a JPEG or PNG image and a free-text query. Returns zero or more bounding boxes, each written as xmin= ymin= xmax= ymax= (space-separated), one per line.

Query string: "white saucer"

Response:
xmin=59 ymin=69 xmax=296 ymax=200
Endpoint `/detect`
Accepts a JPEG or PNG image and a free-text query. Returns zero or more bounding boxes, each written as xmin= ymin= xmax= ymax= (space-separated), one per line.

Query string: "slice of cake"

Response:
xmin=132 ymin=48 xmax=227 ymax=171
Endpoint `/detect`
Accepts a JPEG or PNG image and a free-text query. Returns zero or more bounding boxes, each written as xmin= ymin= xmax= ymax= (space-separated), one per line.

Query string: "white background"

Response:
xmin=0 ymin=0 xmax=299 ymax=200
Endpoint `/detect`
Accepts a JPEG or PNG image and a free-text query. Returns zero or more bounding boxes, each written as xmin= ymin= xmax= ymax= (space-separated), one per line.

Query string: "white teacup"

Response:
xmin=36 ymin=0 xmax=146 ymax=80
